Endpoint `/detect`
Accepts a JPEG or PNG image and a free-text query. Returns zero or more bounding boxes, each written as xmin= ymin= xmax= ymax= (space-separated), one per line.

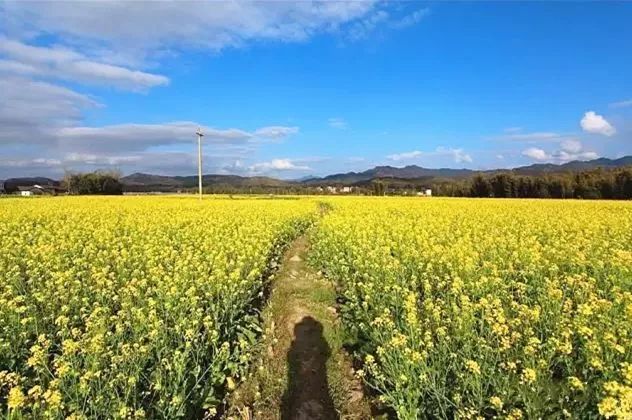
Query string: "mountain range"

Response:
xmin=119 ymin=156 xmax=632 ymax=191
xmin=2 ymin=156 xmax=631 ymax=192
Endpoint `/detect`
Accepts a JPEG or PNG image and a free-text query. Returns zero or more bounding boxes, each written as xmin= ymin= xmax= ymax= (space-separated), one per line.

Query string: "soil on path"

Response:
xmin=227 ymin=235 xmax=371 ymax=420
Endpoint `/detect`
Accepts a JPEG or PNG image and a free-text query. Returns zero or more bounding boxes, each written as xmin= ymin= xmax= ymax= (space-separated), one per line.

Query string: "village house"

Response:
xmin=16 ymin=184 xmax=64 ymax=196
xmin=18 ymin=185 xmax=44 ymax=196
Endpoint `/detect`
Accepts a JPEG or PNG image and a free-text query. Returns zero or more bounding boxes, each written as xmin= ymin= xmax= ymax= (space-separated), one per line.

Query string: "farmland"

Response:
xmin=311 ymin=198 xmax=632 ymax=418
xmin=1 ymin=196 xmax=632 ymax=419
xmin=0 ymin=197 xmax=317 ymax=418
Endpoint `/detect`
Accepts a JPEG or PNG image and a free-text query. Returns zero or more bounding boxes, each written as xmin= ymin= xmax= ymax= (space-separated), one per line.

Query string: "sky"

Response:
xmin=1 ymin=1 xmax=631 ymax=179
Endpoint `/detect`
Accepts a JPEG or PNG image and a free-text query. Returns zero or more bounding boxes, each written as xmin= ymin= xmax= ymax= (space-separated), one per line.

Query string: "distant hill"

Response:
xmin=121 ymin=172 xmax=294 ymax=191
xmin=121 ymin=157 xmax=632 ymax=191
xmin=5 ymin=156 xmax=631 ymax=193
xmin=303 ymin=165 xmax=475 ymax=185
xmin=510 ymin=156 xmax=632 ymax=175
xmin=121 ymin=173 xmax=182 ymax=189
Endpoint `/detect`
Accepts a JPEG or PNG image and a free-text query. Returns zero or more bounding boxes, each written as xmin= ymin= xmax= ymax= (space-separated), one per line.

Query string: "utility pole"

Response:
xmin=196 ymin=127 xmax=204 ymax=200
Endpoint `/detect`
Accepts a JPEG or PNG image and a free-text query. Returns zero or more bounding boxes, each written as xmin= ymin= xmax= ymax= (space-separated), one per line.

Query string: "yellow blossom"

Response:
xmin=465 ymin=360 xmax=481 ymax=375
xmin=7 ymin=387 xmax=25 ymax=410
xmin=489 ymin=396 xmax=503 ymax=410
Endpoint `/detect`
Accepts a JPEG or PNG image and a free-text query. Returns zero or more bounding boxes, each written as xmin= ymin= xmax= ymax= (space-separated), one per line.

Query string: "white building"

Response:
xmin=17 ymin=185 xmax=44 ymax=196
xmin=425 ymin=188 xmax=432 ymax=196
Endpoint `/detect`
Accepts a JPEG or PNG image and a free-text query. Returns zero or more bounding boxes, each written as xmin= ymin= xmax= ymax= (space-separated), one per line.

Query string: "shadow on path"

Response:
xmin=281 ymin=316 xmax=338 ymax=420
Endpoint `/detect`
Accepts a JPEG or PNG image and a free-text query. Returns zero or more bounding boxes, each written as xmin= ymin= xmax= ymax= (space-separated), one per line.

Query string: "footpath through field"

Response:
xmin=228 ymin=234 xmax=372 ymax=419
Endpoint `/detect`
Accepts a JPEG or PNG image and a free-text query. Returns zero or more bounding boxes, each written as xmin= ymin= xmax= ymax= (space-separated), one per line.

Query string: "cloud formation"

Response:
xmin=2 ymin=2 xmax=382 ymax=59
xmin=387 ymin=150 xmax=424 ymax=161
xmin=0 ymin=118 xmax=299 ymax=177
xmin=348 ymin=10 xmax=390 ymax=41
xmin=521 ymin=140 xmax=598 ymax=163
xmin=253 ymin=126 xmax=299 ymax=139
xmin=559 ymin=139 xmax=582 ymax=154
xmin=391 ymin=8 xmax=430 ymax=29
xmin=521 ymin=147 xmax=549 ymax=161
xmin=610 ymin=99 xmax=632 ymax=108
xmin=499 ymin=131 xmax=572 ymax=142
xmin=387 ymin=147 xmax=472 ymax=163
xmin=0 ymin=38 xmax=169 ymax=91
xmin=0 ymin=76 xmax=100 ymax=145
xmin=249 ymin=159 xmax=311 ymax=173
xmin=0 ymin=2 xmax=433 ymax=178
xmin=580 ymin=111 xmax=616 ymax=136
xmin=55 ymin=122 xmax=296 ymax=153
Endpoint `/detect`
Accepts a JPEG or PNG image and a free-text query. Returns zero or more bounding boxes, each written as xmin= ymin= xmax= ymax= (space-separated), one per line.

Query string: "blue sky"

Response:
xmin=1 ymin=1 xmax=631 ymax=179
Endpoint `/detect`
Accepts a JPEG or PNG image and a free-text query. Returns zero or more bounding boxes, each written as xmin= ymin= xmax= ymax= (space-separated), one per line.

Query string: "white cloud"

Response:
xmin=438 ymin=147 xmax=473 ymax=163
xmin=387 ymin=147 xmax=472 ymax=163
xmin=391 ymin=8 xmax=430 ymax=29
xmin=328 ymin=117 xmax=348 ymax=129
xmin=253 ymin=126 xmax=299 ymax=139
xmin=559 ymin=139 xmax=583 ymax=154
xmin=387 ymin=150 xmax=424 ymax=161
xmin=503 ymin=127 xmax=523 ymax=133
xmin=0 ymin=76 xmax=100 ymax=145
xmin=0 ymin=112 xmax=299 ymax=177
xmin=580 ymin=111 xmax=616 ymax=136
xmin=0 ymin=157 xmax=63 ymax=168
xmin=522 ymin=140 xmax=599 ymax=163
xmin=610 ymin=99 xmax=632 ymax=108
xmin=0 ymin=38 xmax=169 ymax=91
xmin=56 ymin=122 xmax=298 ymax=153
xmin=346 ymin=7 xmax=430 ymax=41
xmin=502 ymin=131 xmax=568 ymax=142
xmin=522 ymin=147 xmax=549 ymax=161
xmin=2 ymin=2 xmax=381 ymax=59
xmin=56 ymin=123 xmax=245 ymax=153
xmin=347 ymin=10 xmax=390 ymax=41
xmin=249 ymin=159 xmax=311 ymax=173
xmin=554 ymin=150 xmax=599 ymax=162
xmin=554 ymin=140 xmax=599 ymax=162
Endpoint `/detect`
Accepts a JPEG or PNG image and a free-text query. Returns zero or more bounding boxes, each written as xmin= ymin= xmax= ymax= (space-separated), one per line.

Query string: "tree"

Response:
xmin=64 ymin=171 xmax=123 ymax=195
xmin=373 ymin=181 xmax=386 ymax=196
xmin=615 ymin=168 xmax=632 ymax=199
xmin=470 ymin=175 xmax=491 ymax=197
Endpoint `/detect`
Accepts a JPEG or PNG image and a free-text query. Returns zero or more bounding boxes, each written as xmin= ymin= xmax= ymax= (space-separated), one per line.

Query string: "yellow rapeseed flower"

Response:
xmin=7 ymin=387 xmax=25 ymax=410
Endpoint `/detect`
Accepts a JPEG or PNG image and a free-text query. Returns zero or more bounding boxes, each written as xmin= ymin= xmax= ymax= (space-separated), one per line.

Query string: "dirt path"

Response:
xmin=227 ymin=235 xmax=371 ymax=419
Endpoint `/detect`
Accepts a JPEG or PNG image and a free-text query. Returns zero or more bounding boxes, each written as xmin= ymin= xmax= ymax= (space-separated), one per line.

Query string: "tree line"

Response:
xmin=431 ymin=167 xmax=632 ymax=199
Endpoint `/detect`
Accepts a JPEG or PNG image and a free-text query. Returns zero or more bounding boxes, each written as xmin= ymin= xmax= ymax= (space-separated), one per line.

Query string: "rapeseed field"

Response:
xmin=0 ymin=196 xmax=316 ymax=418
xmin=311 ymin=198 xmax=632 ymax=418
